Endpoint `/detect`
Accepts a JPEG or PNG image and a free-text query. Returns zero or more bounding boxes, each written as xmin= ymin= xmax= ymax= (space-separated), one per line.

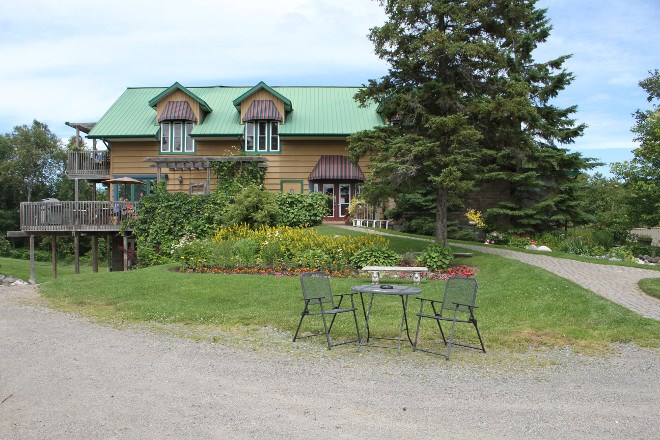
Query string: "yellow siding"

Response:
xmin=107 ymin=138 xmax=370 ymax=198
xmin=239 ymin=90 xmax=286 ymax=124
xmin=155 ymin=90 xmax=202 ymax=122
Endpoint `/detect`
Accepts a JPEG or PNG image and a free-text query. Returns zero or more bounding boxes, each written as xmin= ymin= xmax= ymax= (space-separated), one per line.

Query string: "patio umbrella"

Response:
xmin=103 ymin=177 xmax=145 ymax=200
xmin=102 ymin=177 xmax=145 ymax=185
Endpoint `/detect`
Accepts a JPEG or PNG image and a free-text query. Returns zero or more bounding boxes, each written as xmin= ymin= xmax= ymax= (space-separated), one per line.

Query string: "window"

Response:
xmin=244 ymin=121 xmax=280 ymax=153
xmin=160 ymin=122 xmax=195 ymax=154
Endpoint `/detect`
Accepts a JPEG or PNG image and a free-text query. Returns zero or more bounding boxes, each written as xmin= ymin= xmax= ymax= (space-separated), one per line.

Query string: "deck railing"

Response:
xmin=20 ymin=201 xmax=140 ymax=232
xmin=66 ymin=150 xmax=110 ymax=177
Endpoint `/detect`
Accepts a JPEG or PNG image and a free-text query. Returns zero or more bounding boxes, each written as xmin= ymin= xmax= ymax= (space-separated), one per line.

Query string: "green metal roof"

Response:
xmin=88 ymin=85 xmax=384 ymax=139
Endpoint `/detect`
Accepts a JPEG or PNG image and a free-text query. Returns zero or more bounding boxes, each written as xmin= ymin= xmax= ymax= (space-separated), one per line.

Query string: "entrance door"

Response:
xmin=313 ymin=182 xmax=355 ymax=221
xmin=322 ymin=184 xmax=335 ymax=218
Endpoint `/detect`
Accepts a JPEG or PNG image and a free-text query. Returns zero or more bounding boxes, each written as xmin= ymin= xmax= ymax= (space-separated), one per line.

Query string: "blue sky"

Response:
xmin=1 ymin=0 xmax=658 ymax=176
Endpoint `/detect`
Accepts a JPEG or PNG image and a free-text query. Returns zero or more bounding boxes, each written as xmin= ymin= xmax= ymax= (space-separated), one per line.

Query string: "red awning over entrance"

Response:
xmin=242 ymin=100 xmax=283 ymax=122
xmin=309 ymin=155 xmax=365 ymax=181
xmin=158 ymin=101 xmax=197 ymax=122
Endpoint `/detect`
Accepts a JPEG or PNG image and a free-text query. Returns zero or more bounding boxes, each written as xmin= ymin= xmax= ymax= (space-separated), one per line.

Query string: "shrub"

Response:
xmin=0 ymin=237 xmax=11 ymax=256
xmin=508 ymin=236 xmax=531 ymax=249
xmin=222 ymin=184 xmax=280 ymax=227
xmin=232 ymin=238 xmax=260 ymax=266
xmin=276 ymin=192 xmax=328 ymax=227
xmin=485 ymin=231 xmax=508 ymax=245
xmin=448 ymin=227 xmax=479 ymax=242
xmin=405 ymin=217 xmax=435 ymax=236
xmin=293 ymin=249 xmax=331 ymax=270
xmin=349 ymin=246 xmax=400 ymax=268
xmin=416 ymin=243 xmax=453 ymax=271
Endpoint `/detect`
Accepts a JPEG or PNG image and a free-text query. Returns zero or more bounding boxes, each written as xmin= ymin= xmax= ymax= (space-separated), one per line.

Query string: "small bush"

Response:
xmin=405 ymin=217 xmax=435 ymax=236
xmin=508 ymin=236 xmax=531 ymax=249
xmin=349 ymin=246 xmax=400 ymax=268
xmin=293 ymin=249 xmax=331 ymax=270
xmin=222 ymin=185 xmax=280 ymax=227
xmin=0 ymin=237 xmax=12 ymax=256
xmin=232 ymin=238 xmax=260 ymax=266
xmin=276 ymin=192 xmax=328 ymax=227
xmin=448 ymin=227 xmax=479 ymax=242
xmin=416 ymin=243 xmax=454 ymax=271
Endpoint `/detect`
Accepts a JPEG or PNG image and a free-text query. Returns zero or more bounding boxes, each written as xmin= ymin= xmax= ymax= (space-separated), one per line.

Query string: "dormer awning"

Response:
xmin=309 ymin=155 xmax=364 ymax=181
xmin=242 ymin=100 xmax=283 ymax=122
xmin=158 ymin=101 xmax=198 ymax=123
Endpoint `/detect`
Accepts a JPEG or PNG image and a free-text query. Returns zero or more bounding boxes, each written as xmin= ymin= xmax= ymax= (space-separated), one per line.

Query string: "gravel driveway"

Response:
xmin=1 ymin=285 xmax=658 ymax=439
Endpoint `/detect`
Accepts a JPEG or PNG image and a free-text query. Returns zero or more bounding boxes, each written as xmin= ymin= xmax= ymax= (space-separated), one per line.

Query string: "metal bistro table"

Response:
xmin=352 ymin=284 xmax=422 ymax=354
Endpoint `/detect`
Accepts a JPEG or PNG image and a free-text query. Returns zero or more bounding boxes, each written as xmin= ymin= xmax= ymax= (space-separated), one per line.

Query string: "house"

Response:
xmin=10 ymin=81 xmax=385 ymax=279
xmin=87 ymin=81 xmax=382 ymax=221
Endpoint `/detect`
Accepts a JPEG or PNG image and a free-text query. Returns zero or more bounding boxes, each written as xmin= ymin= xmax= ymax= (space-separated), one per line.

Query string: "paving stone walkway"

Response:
xmin=338 ymin=226 xmax=660 ymax=320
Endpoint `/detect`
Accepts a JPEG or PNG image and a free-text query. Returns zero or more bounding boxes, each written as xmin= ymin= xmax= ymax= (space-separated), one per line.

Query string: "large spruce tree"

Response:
xmin=348 ymin=0 xmax=592 ymax=243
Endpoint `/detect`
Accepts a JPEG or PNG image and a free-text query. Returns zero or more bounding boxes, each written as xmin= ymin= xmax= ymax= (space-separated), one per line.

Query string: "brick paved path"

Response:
xmin=337 ymin=226 xmax=660 ymax=320
xmin=453 ymin=243 xmax=660 ymax=321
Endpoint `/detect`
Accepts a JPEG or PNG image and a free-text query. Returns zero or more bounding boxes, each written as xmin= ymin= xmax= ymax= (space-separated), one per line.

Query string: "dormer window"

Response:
xmin=245 ymin=121 xmax=279 ymax=153
xmin=160 ymin=121 xmax=194 ymax=153
xmin=158 ymin=100 xmax=198 ymax=154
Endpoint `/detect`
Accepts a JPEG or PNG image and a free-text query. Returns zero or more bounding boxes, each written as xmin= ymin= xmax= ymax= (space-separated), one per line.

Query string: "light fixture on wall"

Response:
xmin=178 ymin=175 xmax=183 ymax=184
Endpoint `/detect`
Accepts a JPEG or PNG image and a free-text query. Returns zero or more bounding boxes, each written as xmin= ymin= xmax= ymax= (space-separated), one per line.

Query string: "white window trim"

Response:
xmin=244 ymin=121 xmax=280 ymax=153
xmin=160 ymin=122 xmax=195 ymax=154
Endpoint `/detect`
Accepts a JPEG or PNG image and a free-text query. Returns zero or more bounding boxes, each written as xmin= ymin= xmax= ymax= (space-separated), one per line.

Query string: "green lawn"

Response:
xmin=640 ymin=278 xmax=660 ymax=299
xmin=3 ymin=227 xmax=658 ymax=353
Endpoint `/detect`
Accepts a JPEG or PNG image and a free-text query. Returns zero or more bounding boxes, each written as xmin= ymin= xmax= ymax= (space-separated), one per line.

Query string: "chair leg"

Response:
xmin=446 ymin=307 xmax=460 ymax=360
xmin=319 ymin=303 xmax=332 ymax=350
xmin=472 ymin=317 xmax=486 ymax=353
xmin=413 ymin=299 xmax=426 ymax=351
xmin=430 ymin=302 xmax=447 ymax=345
xmin=350 ymin=295 xmax=361 ymax=343
xmin=292 ymin=302 xmax=309 ymax=342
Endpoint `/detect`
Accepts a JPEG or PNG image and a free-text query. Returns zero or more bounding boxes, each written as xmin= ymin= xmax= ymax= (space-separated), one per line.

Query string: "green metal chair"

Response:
xmin=413 ymin=277 xmax=485 ymax=359
xmin=293 ymin=272 xmax=361 ymax=350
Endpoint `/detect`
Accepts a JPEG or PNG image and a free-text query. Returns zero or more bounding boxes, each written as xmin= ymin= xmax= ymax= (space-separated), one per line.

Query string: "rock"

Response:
xmin=525 ymin=245 xmax=538 ymax=250
xmin=537 ymin=246 xmax=552 ymax=252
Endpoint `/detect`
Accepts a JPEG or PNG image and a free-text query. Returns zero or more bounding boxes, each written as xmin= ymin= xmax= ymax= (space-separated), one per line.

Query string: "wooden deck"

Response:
xmin=19 ymin=201 xmax=139 ymax=233
xmin=66 ymin=150 xmax=110 ymax=179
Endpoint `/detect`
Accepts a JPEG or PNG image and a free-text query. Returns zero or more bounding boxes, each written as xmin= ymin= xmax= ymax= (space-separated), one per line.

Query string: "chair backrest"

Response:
xmin=300 ymin=272 xmax=334 ymax=305
xmin=441 ymin=277 xmax=478 ymax=313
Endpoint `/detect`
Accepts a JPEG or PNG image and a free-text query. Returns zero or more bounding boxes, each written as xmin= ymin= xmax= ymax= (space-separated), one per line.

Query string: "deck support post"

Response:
xmin=29 ymin=235 xmax=36 ymax=284
xmin=92 ymin=235 xmax=98 ymax=273
xmin=122 ymin=233 xmax=128 ymax=271
xmin=107 ymin=234 xmax=112 ymax=272
xmin=51 ymin=236 xmax=57 ymax=279
xmin=74 ymin=233 xmax=80 ymax=274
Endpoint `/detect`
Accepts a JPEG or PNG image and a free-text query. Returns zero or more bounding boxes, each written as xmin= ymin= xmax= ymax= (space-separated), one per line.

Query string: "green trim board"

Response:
xmin=280 ymin=180 xmax=304 ymax=194
xmin=232 ymin=81 xmax=293 ymax=112
xmin=148 ymin=82 xmax=212 ymax=113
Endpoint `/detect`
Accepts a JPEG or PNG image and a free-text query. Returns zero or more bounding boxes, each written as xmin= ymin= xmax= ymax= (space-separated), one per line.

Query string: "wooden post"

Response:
xmin=29 ymin=235 xmax=36 ymax=284
xmin=74 ymin=233 xmax=80 ymax=274
xmin=206 ymin=166 xmax=211 ymax=194
xmin=51 ymin=236 xmax=57 ymax=279
xmin=92 ymin=235 xmax=98 ymax=273
xmin=107 ymin=234 xmax=112 ymax=272
xmin=122 ymin=233 xmax=128 ymax=271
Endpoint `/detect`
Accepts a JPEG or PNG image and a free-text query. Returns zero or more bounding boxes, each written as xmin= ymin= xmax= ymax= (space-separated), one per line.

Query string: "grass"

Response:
xmin=639 ymin=278 xmax=660 ymax=299
xmin=359 ymin=226 xmax=660 ymax=271
xmin=3 ymin=226 xmax=658 ymax=354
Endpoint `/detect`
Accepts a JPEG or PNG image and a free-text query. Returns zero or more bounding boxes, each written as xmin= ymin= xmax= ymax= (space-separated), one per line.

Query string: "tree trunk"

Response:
xmin=435 ymin=187 xmax=448 ymax=245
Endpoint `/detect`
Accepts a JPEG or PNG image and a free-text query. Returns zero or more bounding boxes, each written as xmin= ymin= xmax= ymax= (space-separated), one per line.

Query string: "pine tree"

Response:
xmin=348 ymin=0 xmax=592 ymax=243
